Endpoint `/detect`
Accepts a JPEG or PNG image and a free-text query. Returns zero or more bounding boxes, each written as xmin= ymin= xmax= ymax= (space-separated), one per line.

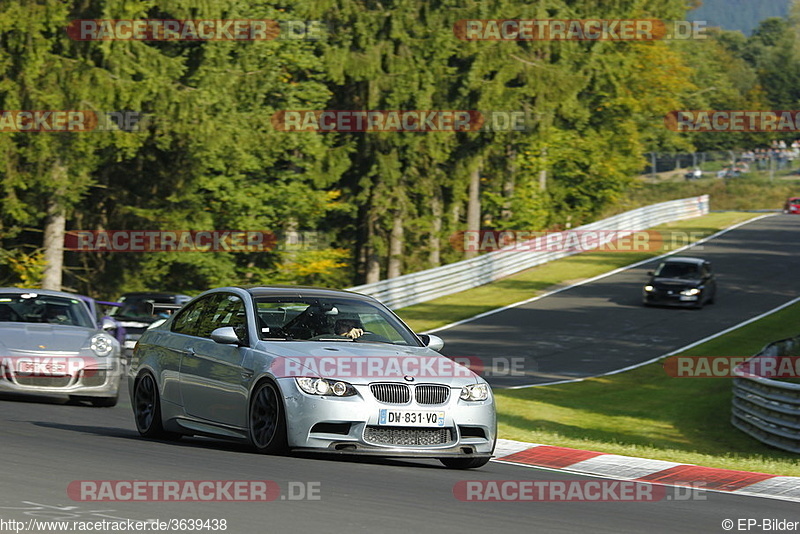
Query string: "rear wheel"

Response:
xmin=440 ymin=457 xmax=491 ymax=469
xmin=134 ymin=372 xmax=179 ymax=439
xmin=249 ymin=380 xmax=288 ymax=454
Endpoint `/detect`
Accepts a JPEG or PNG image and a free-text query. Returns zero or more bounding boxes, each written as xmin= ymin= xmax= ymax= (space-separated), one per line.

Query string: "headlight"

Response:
xmin=680 ymin=288 xmax=701 ymax=296
xmin=90 ymin=334 xmax=114 ymax=357
xmin=460 ymin=383 xmax=490 ymax=402
xmin=296 ymin=378 xmax=356 ymax=397
xmin=644 ymin=285 xmax=655 ymax=292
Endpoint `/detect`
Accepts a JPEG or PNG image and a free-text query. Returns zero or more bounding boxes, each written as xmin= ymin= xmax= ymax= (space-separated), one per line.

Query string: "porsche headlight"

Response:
xmin=90 ymin=334 xmax=114 ymax=357
xmin=296 ymin=378 xmax=356 ymax=397
xmin=460 ymin=383 xmax=490 ymax=402
xmin=680 ymin=288 xmax=701 ymax=296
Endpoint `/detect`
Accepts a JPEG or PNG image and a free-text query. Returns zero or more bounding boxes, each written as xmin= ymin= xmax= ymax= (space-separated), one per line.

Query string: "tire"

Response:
xmin=134 ymin=372 xmax=179 ymax=439
xmin=440 ymin=457 xmax=491 ymax=469
xmin=248 ymin=380 xmax=288 ymax=454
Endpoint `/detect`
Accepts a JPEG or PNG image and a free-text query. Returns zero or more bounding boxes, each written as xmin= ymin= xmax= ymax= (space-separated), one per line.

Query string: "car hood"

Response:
xmin=256 ymin=340 xmax=480 ymax=386
xmin=0 ymin=322 xmax=96 ymax=353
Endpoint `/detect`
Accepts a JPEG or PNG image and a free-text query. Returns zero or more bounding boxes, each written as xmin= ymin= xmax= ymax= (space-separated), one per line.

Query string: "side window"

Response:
xmin=171 ymin=297 xmax=210 ymax=336
xmin=194 ymin=293 xmax=249 ymax=342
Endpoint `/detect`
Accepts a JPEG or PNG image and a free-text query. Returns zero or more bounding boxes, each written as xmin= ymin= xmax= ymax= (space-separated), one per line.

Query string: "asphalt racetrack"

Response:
xmin=440 ymin=214 xmax=800 ymax=388
xmin=0 ymin=386 xmax=797 ymax=534
xmin=1 ymin=214 xmax=798 ymax=534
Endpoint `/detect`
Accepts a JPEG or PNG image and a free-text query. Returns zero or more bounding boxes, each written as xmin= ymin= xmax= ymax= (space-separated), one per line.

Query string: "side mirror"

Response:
xmin=647 ymin=271 xmax=654 ymax=276
xmin=211 ymin=326 xmax=241 ymax=345
xmin=418 ymin=334 xmax=445 ymax=351
xmin=100 ymin=317 xmax=117 ymax=331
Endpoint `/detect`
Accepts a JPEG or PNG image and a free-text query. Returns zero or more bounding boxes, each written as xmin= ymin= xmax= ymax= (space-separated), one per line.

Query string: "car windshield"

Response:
xmin=254 ymin=296 xmax=420 ymax=346
xmin=654 ymin=262 xmax=701 ymax=280
xmin=0 ymin=293 xmax=95 ymax=328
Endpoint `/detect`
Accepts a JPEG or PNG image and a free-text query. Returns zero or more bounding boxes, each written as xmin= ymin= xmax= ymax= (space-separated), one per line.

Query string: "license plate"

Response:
xmin=17 ymin=361 xmax=68 ymax=375
xmin=679 ymin=296 xmax=698 ymax=301
xmin=378 ymin=409 xmax=445 ymax=427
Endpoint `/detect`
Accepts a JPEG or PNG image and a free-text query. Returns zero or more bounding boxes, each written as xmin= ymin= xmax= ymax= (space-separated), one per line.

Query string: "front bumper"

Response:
xmin=278 ymin=378 xmax=496 ymax=457
xmin=643 ymin=291 xmax=701 ymax=307
xmin=0 ymin=355 xmax=122 ymax=398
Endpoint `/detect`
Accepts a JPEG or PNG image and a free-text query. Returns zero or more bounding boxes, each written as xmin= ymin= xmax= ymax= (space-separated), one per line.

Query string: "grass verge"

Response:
xmin=398 ymin=211 xmax=762 ymax=333
xmin=495 ymin=301 xmax=800 ymax=476
xmin=608 ymin=175 xmax=800 ymax=216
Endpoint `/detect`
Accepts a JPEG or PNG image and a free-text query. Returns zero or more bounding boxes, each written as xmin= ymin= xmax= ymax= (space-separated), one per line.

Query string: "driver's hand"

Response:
xmin=343 ymin=328 xmax=364 ymax=339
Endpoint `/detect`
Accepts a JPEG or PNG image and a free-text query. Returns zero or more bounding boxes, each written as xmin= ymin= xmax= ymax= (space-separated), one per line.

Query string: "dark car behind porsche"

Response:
xmin=109 ymin=292 xmax=191 ymax=358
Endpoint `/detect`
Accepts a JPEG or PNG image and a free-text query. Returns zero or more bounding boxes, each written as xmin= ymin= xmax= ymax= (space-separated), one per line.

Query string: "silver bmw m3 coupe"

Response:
xmin=129 ymin=286 xmax=496 ymax=468
xmin=0 ymin=288 xmax=122 ymax=406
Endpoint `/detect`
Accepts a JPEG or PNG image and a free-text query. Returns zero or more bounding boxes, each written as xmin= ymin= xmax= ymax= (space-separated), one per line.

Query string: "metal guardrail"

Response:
xmin=349 ymin=195 xmax=710 ymax=309
xmin=732 ymin=337 xmax=800 ymax=454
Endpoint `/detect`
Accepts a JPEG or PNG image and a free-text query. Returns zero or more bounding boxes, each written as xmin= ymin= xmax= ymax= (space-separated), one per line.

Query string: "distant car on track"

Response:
xmin=0 ymin=288 xmax=122 ymax=406
xmin=129 ymin=286 xmax=496 ymax=468
xmin=783 ymin=197 xmax=800 ymax=214
xmin=110 ymin=292 xmax=191 ymax=357
xmin=642 ymin=257 xmax=717 ymax=309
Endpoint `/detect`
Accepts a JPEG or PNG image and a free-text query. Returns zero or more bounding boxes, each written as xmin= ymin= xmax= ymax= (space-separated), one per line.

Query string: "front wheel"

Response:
xmin=249 ymin=381 xmax=288 ymax=454
xmin=440 ymin=457 xmax=491 ymax=469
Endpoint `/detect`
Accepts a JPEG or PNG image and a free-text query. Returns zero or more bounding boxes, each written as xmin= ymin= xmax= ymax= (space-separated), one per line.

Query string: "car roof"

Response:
xmin=232 ymin=285 xmax=378 ymax=303
xmin=661 ymin=256 xmax=706 ymax=265
xmin=120 ymin=292 xmax=191 ymax=298
xmin=0 ymin=287 xmax=90 ymax=299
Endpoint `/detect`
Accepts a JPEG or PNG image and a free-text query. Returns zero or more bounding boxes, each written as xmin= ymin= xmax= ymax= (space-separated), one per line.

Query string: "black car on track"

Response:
xmin=110 ymin=292 xmax=191 ymax=358
xmin=642 ymin=257 xmax=716 ymax=309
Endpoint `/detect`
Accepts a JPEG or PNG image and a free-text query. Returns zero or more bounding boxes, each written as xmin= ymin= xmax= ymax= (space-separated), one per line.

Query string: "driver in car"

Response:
xmin=334 ymin=319 xmax=364 ymax=340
